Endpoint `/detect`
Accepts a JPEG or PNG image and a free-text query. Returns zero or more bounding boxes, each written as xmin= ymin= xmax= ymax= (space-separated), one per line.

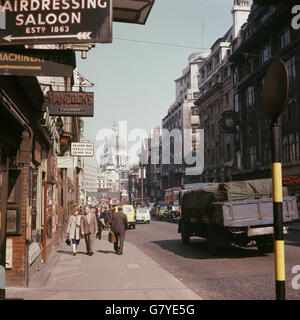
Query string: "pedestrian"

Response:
xmin=66 ymin=208 xmax=81 ymax=256
xmin=80 ymin=206 xmax=99 ymax=256
xmin=101 ymin=206 xmax=111 ymax=230
xmin=96 ymin=207 xmax=105 ymax=239
xmin=110 ymin=205 xmax=128 ymax=255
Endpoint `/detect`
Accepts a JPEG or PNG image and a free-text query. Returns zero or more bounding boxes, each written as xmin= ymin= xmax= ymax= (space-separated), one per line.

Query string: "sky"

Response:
xmin=77 ymin=0 xmax=252 ymax=167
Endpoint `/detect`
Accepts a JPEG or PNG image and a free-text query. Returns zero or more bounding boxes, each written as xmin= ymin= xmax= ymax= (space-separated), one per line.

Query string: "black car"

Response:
xmin=167 ymin=207 xmax=179 ymax=223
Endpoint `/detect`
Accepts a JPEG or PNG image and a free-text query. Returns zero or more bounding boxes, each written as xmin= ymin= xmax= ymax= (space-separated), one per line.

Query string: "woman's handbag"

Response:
xmin=108 ymin=230 xmax=116 ymax=243
xmin=65 ymin=237 xmax=71 ymax=246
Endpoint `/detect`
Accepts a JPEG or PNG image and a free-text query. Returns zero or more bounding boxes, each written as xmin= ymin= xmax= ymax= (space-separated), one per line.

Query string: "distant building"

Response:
xmin=99 ymin=121 xmax=129 ymax=194
xmin=161 ymin=50 xmax=210 ymax=189
xmin=83 ymin=164 xmax=99 ymax=194
xmin=193 ymin=0 xmax=251 ymax=183
xmin=142 ymin=127 xmax=163 ymax=203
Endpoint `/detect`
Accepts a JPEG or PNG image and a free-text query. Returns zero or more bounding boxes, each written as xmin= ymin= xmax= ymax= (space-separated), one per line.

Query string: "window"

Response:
xmin=245 ymin=146 xmax=256 ymax=169
xmin=261 ymin=42 xmax=271 ymax=64
xmin=263 ymin=141 xmax=271 ymax=166
xmin=233 ymin=67 xmax=238 ymax=86
xmin=191 ymin=106 xmax=198 ymax=116
xmin=283 ymin=97 xmax=297 ymax=121
xmin=285 ymin=57 xmax=296 ymax=88
xmin=192 ymin=124 xmax=198 ymax=134
xmin=207 ymin=61 xmax=212 ymax=74
xmin=235 ymin=125 xmax=240 ymax=142
xmin=245 ymin=85 xmax=255 ymax=107
xmin=247 ymin=125 xmax=253 ymax=137
xmin=234 ymin=94 xmax=239 ymax=112
xmin=211 ymin=149 xmax=215 ymax=164
xmin=224 ymin=92 xmax=229 ymax=108
xmin=280 ymin=27 xmax=290 ymax=49
xmin=247 ymin=58 xmax=254 ymax=73
xmin=283 ymin=132 xmax=300 ymax=163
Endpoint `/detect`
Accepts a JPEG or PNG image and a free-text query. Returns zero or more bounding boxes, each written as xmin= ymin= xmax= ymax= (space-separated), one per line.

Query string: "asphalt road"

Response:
xmin=125 ymin=219 xmax=300 ymax=300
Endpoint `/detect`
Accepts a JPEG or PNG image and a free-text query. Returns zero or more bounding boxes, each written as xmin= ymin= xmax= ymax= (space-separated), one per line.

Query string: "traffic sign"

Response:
xmin=262 ymin=59 xmax=289 ymax=118
xmin=0 ymin=0 xmax=112 ymax=45
xmin=71 ymin=142 xmax=94 ymax=157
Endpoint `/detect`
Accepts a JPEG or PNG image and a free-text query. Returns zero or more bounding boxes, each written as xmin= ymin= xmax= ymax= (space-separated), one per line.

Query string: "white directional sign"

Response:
xmin=71 ymin=142 xmax=94 ymax=157
xmin=0 ymin=0 xmax=112 ymax=45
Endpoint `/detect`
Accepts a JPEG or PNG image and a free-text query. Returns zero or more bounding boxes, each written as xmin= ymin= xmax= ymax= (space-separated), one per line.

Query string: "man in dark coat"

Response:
xmin=110 ymin=206 xmax=128 ymax=255
xmin=101 ymin=206 xmax=111 ymax=230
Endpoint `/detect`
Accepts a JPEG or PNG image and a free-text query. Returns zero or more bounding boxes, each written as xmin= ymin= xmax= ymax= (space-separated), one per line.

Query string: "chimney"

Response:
xmin=232 ymin=0 xmax=251 ymax=39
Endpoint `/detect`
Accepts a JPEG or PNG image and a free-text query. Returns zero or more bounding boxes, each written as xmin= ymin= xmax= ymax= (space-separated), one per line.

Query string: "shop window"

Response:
xmin=6 ymin=170 xmax=22 ymax=235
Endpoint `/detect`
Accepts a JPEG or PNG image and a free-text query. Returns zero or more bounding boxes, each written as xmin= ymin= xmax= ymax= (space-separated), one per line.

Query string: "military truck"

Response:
xmin=178 ymin=179 xmax=299 ymax=254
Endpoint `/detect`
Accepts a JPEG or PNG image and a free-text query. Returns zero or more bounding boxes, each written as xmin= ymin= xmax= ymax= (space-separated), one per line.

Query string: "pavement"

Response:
xmin=6 ymin=230 xmax=202 ymax=300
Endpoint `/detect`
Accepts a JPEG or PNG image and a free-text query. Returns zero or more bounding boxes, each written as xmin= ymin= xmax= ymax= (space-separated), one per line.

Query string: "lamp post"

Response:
xmin=262 ymin=58 xmax=289 ymax=300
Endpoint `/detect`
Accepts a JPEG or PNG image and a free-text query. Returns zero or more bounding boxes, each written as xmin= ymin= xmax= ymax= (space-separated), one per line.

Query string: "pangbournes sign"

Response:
xmin=49 ymin=91 xmax=94 ymax=117
xmin=0 ymin=0 xmax=112 ymax=45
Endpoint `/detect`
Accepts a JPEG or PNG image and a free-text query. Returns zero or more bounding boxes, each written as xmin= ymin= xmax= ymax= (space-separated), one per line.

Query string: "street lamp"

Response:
xmin=113 ymin=0 xmax=155 ymax=24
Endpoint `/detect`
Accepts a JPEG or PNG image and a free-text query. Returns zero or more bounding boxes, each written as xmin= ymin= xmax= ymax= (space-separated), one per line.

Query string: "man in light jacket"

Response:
xmin=81 ymin=206 xmax=99 ymax=256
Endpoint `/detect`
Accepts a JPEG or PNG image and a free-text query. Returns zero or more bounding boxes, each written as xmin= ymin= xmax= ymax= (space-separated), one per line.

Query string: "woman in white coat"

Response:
xmin=66 ymin=208 xmax=81 ymax=256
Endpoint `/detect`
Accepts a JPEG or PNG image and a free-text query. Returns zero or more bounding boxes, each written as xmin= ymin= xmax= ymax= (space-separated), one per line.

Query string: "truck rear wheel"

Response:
xmin=181 ymin=224 xmax=190 ymax=244
xmin=207 ymin=227 xmax=218 ymax=255
xmin=256 ymin=235 xmax=274 ymax=253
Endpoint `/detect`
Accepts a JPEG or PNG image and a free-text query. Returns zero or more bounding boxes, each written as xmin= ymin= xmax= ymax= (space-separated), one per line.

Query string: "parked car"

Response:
xmin=167 ymin=206 xmax=179 ymax=223
xmin=156 ymin=203 xmax=169 ymax=220
xmin=120 ymin=204 xmax=136 ymax=229
xmin=136 ymin=207 xmax=151 ymax=224
xmin=149 ymin=204 xmax=158 ymax=217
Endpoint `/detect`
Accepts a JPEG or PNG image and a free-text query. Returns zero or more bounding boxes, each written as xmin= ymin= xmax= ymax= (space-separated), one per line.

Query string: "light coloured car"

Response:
xmin=136 ymin=207 xmax=151 ymax=224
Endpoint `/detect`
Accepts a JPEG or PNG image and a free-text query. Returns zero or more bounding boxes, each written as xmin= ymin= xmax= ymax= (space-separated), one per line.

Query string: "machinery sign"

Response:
xmin=0 ymin=0 xmax=112 ymax=45
xmin=0 ymin=48 xmax=75 ymax=76
xmin=71 ymin=142 xmax=94 ymax=157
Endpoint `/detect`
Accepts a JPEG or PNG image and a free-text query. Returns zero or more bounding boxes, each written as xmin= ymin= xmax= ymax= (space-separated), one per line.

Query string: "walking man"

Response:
xmin=111 ymin=206 xmax=128 ymax=255
xmin=81 ymin=206 xmax=98 ymax=256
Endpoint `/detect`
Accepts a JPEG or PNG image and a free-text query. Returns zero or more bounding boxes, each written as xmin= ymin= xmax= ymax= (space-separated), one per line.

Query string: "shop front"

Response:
xmin=0 ymin=75 xmax=44 ymax=287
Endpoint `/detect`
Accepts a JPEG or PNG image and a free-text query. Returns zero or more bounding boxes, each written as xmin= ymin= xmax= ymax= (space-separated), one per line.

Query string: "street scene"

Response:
xmin=1 ymin=0 xmax=300 ymax=303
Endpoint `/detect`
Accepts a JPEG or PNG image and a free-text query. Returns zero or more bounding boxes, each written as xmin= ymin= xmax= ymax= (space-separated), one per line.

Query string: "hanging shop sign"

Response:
xmin=48 ymin=91 xmax=94 ymax=117
xmin=0 ymin=0 xmax=112 ymax=45
xmin=0 ymin=48 xmax=76 ymax=76
xmin=57 ymin=156 xmax=75 ymax=169
xmin=71 ymin=142 xmax=94 ymax=157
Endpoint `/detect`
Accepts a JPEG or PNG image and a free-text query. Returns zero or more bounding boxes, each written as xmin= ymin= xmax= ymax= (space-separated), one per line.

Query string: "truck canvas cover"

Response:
xmin=217 ymin=179 xmax=288 ymax=202
xmin=181 ymin=179 xmax=288 ymax=222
